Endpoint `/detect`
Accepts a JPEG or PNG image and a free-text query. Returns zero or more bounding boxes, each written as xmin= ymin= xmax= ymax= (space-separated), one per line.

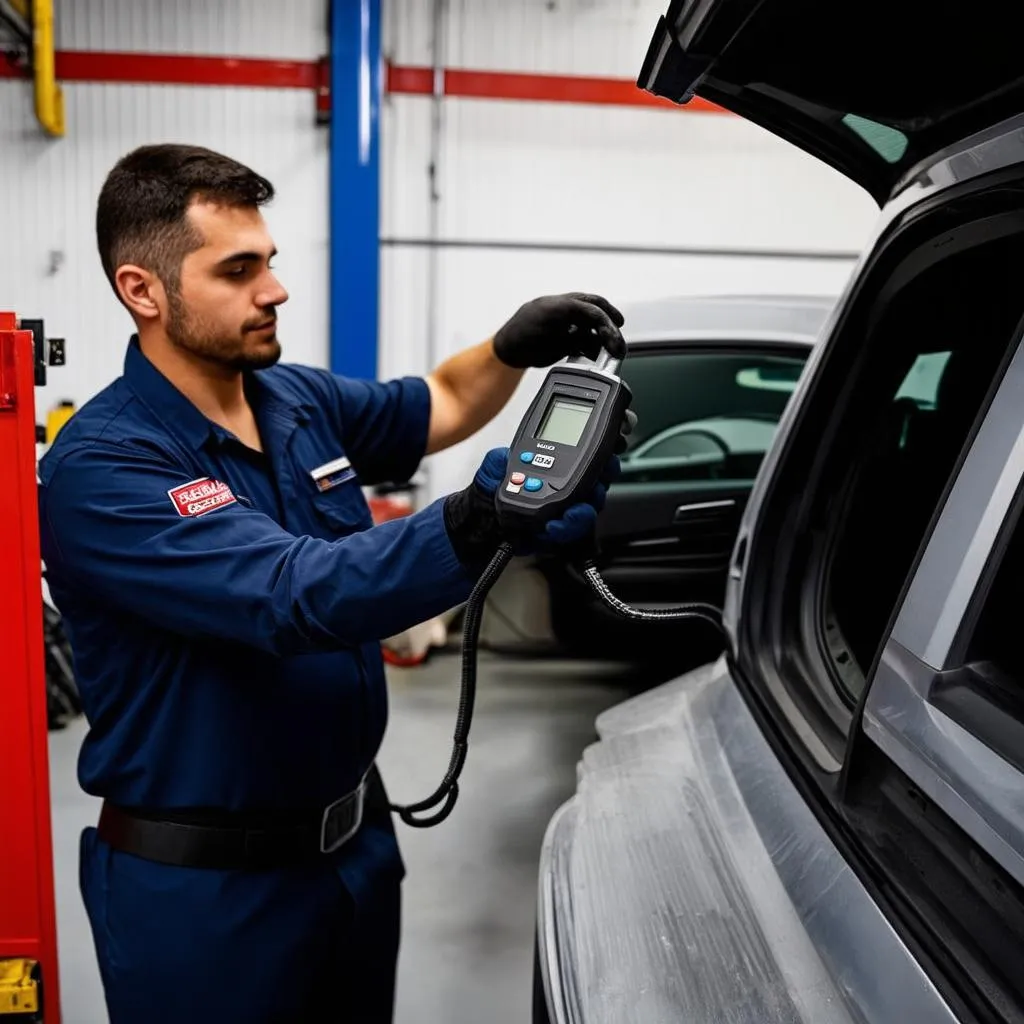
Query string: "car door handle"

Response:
xmin=673 ymin=499 xmax=737 ymax=523
xmin=625 ymin=536 xmax=681 ymax=551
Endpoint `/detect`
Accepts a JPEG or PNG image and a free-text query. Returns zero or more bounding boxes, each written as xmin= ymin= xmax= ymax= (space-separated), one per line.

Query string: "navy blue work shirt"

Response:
xmin=38 ymin=337 xmax=474 ymax=888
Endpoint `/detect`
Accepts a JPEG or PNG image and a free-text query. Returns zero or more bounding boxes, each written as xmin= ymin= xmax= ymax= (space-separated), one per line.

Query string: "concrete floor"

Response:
xmin=48 ymin=650 xmax=656 ymax=1023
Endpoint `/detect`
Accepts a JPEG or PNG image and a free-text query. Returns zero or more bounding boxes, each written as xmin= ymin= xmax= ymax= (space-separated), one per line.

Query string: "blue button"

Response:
xmin=519 ymin=452 xmax=535 ymax=464
xmin=524 ymin=477 xmax=543 ymax=492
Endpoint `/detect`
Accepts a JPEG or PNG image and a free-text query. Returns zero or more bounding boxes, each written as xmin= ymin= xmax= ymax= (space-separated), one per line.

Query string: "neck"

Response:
xmin=138 ymin=325 xmax=249 ymax=426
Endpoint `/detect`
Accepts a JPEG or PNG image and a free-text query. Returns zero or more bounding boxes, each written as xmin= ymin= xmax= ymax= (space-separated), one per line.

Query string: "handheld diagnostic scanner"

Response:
xmin=495 ymin=349 xmax=632 ymax=534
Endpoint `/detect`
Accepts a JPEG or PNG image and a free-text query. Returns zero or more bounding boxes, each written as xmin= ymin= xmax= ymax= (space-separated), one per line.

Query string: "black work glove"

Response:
xmin=492 ymin=293 xmax=627 ymax=369
xmin=616 ymin=408 xmax=638 ymax=455
xmin=444 ymin=448 xmax=622 ymax=575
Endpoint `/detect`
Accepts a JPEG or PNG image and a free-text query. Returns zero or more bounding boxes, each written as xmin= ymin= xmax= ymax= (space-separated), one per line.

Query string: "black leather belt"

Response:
xmin=98 ymin=767 xmax=387 ymax=870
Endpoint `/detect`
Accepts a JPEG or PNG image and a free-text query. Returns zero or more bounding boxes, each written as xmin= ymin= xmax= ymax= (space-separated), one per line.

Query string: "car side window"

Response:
xmin=824 ymin=343 xmax=999 ymax=696
xmin=619 ymin=349 xmax=808 ymax=485
xmin=820 ymin=241 xmax=1024 ymax=699
xmin=959 ymin=507 xmax=1024 ymax=754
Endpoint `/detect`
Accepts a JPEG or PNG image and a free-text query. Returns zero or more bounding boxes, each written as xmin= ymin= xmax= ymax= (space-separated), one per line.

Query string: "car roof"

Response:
xmin=621 ymin=293 xmax=836 ymax=348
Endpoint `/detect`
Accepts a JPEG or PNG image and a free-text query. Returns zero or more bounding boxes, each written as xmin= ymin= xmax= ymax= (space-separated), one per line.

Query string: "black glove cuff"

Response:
xmin=491 ymin=328 xmax=529 ymax=370
xmin=443 ymin=483 xmax=506 ymax=574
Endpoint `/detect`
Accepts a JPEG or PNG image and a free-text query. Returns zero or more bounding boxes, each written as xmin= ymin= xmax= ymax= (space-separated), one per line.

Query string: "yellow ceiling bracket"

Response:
xmin=31 ymin=0 xmax=64 ymax=136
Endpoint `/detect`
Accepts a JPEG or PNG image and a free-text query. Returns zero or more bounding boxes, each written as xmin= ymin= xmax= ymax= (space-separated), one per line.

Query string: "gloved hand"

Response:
xmin=492 ymin=293 xmax=627 ymax=369
xmin=617 ymin=408 xmax=638 ymax=455
xmin=443 ymin=447 xmax=620 ymax=573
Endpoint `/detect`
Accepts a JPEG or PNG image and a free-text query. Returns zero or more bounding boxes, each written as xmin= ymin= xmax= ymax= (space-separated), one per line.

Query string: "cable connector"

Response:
xmin=580 ymin=559 xmax=725 ymax=634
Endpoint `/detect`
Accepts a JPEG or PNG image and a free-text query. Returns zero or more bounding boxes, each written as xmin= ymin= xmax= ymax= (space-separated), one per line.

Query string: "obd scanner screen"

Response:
xmin=537 ymin=398 xmax=594 ymax=447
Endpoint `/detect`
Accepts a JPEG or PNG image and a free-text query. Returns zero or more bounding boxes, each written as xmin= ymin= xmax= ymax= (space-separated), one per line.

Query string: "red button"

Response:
xmin=510 ymin=472 xmax=526 ymax=485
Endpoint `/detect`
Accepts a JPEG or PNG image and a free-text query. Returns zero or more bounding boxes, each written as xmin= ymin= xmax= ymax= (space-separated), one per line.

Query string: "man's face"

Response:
xmin=165 ymin=200 xmax=289 ymax=371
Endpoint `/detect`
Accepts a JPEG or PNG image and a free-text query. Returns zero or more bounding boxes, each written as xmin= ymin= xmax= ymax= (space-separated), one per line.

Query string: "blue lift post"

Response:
xmin=330 ymin=0 xmax=382 ymax=380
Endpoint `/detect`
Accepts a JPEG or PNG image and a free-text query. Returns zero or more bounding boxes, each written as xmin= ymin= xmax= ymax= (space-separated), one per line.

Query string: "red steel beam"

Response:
xmin=0 ymin=50 xmax=725 ymax=112
xmin=387 ymin=63 xmax=726 ymax=113
xmin=0 ymin=50 xmax=318 ymax=88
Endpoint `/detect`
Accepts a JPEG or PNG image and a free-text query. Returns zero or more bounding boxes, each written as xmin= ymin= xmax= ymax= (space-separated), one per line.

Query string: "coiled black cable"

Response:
xmin=391 ymin=541 xmax=515 ymax=827
xmin=392 ymin=545 xmax=726 ymax=828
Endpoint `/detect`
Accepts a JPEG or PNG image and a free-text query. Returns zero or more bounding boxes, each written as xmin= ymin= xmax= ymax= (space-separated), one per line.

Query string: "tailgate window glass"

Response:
xmin=841 ymin=115 xmax=909 ymax=163
xmin=620 ymin=350 xmax=809 ymax=485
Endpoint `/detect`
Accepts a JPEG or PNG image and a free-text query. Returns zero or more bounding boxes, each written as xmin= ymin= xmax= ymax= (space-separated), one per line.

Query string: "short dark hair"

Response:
xmin=96 ymin=143 xmax=274 ymax=298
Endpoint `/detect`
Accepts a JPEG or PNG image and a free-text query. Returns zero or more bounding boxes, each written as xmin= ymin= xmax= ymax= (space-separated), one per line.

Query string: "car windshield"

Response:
xmin=619 ymin=348 xmax=809 ymax=483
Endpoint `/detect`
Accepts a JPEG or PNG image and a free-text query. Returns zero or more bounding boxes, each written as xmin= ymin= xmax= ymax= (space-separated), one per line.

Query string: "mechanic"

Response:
xmin=37 ymin=144 xmax=629 ymax=1024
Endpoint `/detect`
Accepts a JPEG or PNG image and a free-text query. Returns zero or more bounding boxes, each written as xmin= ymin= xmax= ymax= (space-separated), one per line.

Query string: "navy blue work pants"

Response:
xmin=79 ymin=826 xmax=401 ymax=1023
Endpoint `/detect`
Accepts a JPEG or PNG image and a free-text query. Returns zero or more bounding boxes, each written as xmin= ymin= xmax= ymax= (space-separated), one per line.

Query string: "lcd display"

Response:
xmin=537 ymin=398 xmax=593 ymax=447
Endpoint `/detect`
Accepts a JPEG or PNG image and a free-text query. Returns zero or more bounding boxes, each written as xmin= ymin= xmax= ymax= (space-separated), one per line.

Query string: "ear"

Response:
xmin=114 ymin=264 xmax=163 ymax=322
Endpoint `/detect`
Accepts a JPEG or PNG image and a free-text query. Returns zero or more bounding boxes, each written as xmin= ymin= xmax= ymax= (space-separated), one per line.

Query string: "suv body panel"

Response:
xmin=537 ymin=53 xmax=1024 ymax=1024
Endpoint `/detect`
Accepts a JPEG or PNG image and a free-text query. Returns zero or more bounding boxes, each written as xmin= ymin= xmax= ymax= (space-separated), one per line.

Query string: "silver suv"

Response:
xmin=534 ymin=2 xmax=1024 ymax=1022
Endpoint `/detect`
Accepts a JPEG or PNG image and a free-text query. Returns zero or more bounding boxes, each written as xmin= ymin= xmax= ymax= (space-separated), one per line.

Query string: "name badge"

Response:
xmin=310 ymin=455 xmax=357 ymax=493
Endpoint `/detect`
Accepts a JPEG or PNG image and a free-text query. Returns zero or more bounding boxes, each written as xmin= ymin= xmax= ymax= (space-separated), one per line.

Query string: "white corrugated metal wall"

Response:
xmin=0 ymin=0 xmax=878 ymax=502
xmin=380 ymin=0 xmax=878 ymax=502
xmin=0 ymin=0 xmax=329 ymax=417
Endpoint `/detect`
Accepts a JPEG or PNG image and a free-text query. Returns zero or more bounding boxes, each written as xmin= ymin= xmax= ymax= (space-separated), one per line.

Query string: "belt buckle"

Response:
xmin=320 ymin=781 xmax=365 ymax=854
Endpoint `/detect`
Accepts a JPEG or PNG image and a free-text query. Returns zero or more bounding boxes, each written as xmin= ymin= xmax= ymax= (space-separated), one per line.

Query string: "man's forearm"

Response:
xmin=425 ymin=339 xmax=524 ymax=454
xmin=423 ymin=293 xmax=627 ymax=456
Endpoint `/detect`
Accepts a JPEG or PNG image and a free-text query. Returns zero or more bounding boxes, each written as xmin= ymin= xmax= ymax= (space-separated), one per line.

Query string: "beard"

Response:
xmin=166 ymin=290 xmax=282 ymax=371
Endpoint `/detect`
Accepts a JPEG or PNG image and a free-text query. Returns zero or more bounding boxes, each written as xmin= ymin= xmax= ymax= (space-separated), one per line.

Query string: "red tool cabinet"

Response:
xmin=0 ymin=311 xmax=62 ymax=1022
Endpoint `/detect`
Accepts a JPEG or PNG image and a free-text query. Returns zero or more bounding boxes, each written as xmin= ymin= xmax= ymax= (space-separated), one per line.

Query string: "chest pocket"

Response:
xmin=291 ymin=429 xmax=374 ymax=537
xmin=311 ymin=477 xmax=373 ymax=536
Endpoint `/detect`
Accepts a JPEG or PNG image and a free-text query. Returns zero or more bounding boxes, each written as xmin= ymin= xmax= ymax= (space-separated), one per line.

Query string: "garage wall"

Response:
xmin=0 ymin=0 xmax=329 ymax=418
xmin=0 ymin=0 xmax=879 ymax=506
xmin=379 ymin=0 xmax=879 ymax=501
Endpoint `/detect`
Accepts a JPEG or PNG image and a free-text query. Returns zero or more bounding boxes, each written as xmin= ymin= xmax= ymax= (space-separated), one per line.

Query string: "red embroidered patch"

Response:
xmin=167 ymin=477 xmax=237 ymax=518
